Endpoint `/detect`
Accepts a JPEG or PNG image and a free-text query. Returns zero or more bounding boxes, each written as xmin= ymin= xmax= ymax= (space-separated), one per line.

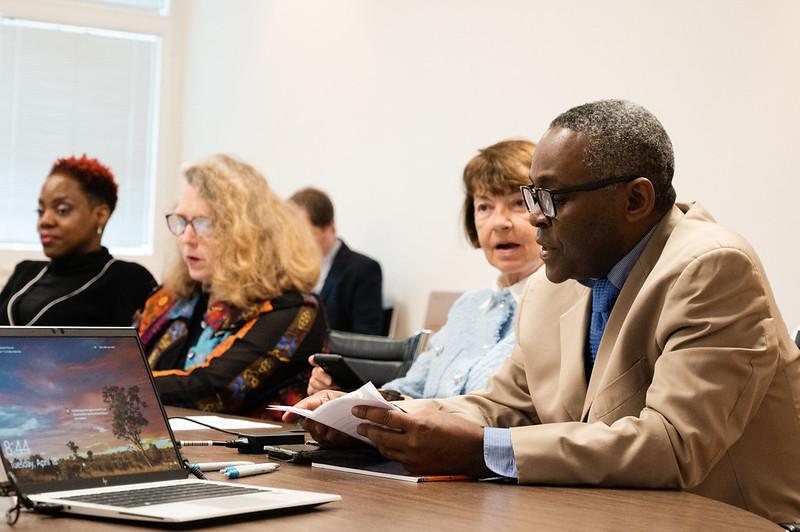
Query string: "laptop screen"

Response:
xmin=0 ymin=328 xmax=184 ymax=492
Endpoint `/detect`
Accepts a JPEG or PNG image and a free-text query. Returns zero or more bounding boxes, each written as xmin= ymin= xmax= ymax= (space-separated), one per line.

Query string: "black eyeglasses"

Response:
xmin=520 ymin=175 xmax=640 ymax=219
xmin=165 ymin=214 xmax=213 ymax=237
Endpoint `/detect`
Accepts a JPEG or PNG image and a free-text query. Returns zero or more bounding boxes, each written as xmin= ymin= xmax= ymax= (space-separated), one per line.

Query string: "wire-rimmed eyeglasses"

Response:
xmin=520 ymin=175 xmax=640 ymax=219
xmin=165 ymin=214 xmax=213 ymax=237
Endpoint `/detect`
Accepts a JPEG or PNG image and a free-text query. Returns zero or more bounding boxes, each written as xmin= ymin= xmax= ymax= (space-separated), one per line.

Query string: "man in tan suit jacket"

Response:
xmin=286 ymin=100 xmax=800 ymax=524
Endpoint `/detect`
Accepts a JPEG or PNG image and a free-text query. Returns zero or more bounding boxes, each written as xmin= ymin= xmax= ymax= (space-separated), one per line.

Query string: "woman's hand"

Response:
xmin=307 ymin=355 xmax=341 ymax=395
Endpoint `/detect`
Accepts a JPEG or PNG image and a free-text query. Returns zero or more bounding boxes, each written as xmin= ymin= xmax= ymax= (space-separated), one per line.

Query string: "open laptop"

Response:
xmin=0 ymin=327 xmax=340 ymax=523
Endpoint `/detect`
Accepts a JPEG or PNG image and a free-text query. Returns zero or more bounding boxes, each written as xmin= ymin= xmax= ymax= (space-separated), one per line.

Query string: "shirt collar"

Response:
xmin=482 ymin=272 xmax=531 ymax=310
xmin=49 ymin=246 xmax=112 ymax=274
xmin=314 ymin=238 xmax=342 ymax=293
xmin=323 ymin=239 xmax=342 ymax=265
xmin=503 ymin=275 xmax=529 ymax=304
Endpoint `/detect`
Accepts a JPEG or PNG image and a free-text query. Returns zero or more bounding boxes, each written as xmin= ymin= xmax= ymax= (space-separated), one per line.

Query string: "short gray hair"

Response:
xmin=550 ymin=99 xmax=676 ymax=212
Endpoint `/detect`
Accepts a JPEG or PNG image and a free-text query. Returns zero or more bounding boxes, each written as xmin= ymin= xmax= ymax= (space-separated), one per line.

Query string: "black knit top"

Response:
xmin=0 ymin=247 xmax=156 ymax=326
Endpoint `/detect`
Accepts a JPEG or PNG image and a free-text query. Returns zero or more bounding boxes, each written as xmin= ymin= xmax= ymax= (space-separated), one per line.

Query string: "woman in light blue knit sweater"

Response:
xmin=383 ymin=282 xmax=525 ymax=398
xmin=309 ymin=139 xmax=542 ymax=399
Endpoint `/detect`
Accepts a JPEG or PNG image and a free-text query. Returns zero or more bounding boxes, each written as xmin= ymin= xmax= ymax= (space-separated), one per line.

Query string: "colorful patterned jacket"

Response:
xmin=137 ymin=287 xmax=328 ymax=420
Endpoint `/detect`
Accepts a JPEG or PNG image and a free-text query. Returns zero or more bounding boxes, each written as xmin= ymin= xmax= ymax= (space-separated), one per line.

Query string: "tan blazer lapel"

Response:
xmin=582 ymin=256 xmax=648 ymax=420
xmin=581 ymin=205 xmax=686 ymax=421
xmin=559 ymin=287 xmax=590 ymax=421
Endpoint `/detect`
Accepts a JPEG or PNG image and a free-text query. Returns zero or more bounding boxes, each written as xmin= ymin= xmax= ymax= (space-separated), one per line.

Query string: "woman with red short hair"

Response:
xmin=0 ymin=155 xmax=156 ymax=326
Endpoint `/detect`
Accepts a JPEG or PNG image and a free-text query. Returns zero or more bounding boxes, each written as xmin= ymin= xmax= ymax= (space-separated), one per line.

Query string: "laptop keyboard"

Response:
xmin=57 ymin=483 xmax=265 ymax=508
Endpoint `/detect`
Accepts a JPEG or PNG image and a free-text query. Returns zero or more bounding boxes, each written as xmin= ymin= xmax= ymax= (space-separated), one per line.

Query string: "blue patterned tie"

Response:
xmin=495 ymin=290 xmax=516 ymax=338
xmin=587 ymin=278 xmax=620 ymax=369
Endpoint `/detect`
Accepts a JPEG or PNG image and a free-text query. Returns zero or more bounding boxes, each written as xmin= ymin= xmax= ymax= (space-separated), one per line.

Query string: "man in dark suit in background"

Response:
xmin=290 ymin=187 xmax=384 ymax=335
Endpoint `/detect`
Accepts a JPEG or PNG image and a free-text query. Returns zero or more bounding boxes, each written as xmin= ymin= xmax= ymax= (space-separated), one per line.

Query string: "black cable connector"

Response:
xmin=168 ymin=416 xmax=306 ymax=453
xmin=177 ymin=433 xmax=305 ymax=454
xmin=233 ymin=433 xmax=306 ymax=454
xmin=182 ymin=459 xmax=206 ymax=480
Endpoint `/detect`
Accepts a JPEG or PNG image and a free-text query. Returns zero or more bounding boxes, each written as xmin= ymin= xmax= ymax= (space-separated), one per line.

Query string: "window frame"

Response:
xmin=0 ymin=0 xmax=185 ymax=277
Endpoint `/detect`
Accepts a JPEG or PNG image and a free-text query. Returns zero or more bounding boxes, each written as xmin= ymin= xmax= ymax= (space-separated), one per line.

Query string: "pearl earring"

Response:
xmin=97 ymin=226 xmax=104 ymax=235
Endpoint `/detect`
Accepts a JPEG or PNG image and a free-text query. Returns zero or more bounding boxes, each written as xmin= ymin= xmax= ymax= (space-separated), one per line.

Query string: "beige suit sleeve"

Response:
xmin=511 ymin=247 xmax=780 ymax=488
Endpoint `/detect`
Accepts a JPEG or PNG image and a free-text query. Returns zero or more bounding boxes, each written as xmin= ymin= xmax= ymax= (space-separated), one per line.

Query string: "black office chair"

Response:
xmin=327 ymin=329 xmax=430 ymax=388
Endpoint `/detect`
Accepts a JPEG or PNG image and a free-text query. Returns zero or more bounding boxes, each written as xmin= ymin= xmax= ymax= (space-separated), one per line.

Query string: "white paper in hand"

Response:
xmin=269 ymin=382 xmax=402 ymax=444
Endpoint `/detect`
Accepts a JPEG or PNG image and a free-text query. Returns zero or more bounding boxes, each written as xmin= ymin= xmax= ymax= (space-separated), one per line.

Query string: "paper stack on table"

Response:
xmin=269 ymin=382 xmax=402 ymax=444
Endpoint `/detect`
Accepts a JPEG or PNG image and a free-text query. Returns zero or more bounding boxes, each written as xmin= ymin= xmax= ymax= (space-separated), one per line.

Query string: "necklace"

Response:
xmin=6 ymin=258 xmax=118 ymax=326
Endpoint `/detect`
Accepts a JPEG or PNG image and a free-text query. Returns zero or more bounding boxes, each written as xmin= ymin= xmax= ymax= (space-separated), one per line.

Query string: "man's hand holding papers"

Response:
xmin=271 ymin=382 xmax=400 ymax=446
xmin=281 ymin=383 xmax=491 ymax=478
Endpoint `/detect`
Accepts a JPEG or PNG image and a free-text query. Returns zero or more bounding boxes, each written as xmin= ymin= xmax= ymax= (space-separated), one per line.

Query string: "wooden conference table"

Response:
xmin=5 ymin=407 xmax=781 ymax=531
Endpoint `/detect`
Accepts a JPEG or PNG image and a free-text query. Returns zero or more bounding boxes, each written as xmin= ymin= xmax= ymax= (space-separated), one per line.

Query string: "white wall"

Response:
xmin=3 ymin=1 xmax=797 ymax=336
xmin=176 ymin=0 xmax=800 ymax=335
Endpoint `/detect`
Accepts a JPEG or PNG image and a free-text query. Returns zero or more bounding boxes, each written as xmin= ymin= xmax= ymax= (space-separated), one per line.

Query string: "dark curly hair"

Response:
xmin=49 ymin=154 xmax=118 ymax=213
xmin=550 ymin=99 xmax=676 ymax=213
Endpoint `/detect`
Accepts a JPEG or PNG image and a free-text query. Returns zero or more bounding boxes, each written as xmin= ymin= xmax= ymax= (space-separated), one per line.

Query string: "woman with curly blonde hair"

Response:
xmin=136 ymin=154 xmax=326 ymax=419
